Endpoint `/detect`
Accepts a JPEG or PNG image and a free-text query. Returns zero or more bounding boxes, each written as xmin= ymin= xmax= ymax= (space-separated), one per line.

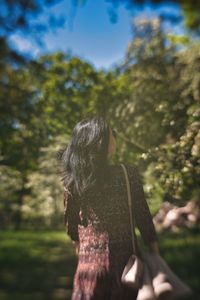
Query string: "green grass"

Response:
xmin=0 ymin=229 xmax=199 ymax=299
xmin=158 ymin=229 xmax=200 ymax=298
xmin=0 ymin=230 xmax=77 ymax=300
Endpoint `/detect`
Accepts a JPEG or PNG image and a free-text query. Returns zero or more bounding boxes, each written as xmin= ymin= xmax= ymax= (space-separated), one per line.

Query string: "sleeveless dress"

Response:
xmin=63 ymin=164 xmax=157 ymax=300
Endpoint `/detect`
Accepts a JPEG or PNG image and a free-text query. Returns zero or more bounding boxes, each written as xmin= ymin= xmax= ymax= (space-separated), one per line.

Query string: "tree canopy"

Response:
xmin=0 ymin=2 xmax=199 ymax=229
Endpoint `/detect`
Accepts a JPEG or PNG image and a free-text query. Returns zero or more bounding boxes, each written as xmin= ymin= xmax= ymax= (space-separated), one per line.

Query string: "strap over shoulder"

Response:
xmin=120 ymin=164 xmax=139 ymax=255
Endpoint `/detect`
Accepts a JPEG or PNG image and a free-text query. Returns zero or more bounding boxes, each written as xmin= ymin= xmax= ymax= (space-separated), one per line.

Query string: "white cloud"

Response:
xmin=8 ymin=34 xmax=41 ymax=57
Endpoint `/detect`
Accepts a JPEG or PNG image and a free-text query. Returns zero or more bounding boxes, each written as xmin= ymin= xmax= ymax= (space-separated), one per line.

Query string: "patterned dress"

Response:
xmin=63 ymin=164 xmax=157 ymax=300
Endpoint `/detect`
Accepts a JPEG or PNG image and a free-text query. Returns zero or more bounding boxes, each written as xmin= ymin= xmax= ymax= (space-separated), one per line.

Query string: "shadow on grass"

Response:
xmin=158 ymin=229 xmax=200 ymax=299
xmin=0 ymin=230 xmax=77 ymax=300
xmin=0 ymin=229 xmax=199 ymax=299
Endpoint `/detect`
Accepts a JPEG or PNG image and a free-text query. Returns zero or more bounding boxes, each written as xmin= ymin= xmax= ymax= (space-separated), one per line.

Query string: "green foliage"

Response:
xmin=0 ymin=165 xmax=23 ymax=228
xmin=23 ymin=135 xmax=69 ymax=228
xmin=182 ymin=0 xmax=200 ymax=31
xmin=149 ymin=43 xmax=200 ymax=203
xmin=0 ymin=52 xmax=119 ymax=228
xmin=111 ymin=18 xmax=200 ymax=204
xmin=0 ymin=0 xmax=62 ymax=36
xmin=0 ymin=16 xmax=199 ymax=228
xmin=143 ymin=163 xmax=165 ymax=216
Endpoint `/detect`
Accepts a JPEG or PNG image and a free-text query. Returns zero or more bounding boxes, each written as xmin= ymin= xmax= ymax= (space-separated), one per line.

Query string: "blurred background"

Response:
xmin=0 ymin=0 xmax=199 ymax=299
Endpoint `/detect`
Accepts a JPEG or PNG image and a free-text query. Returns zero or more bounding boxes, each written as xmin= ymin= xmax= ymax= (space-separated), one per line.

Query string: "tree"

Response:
xmin=151 ymin=43 xmax=200 ymax=203
xmin=0 ymin=52 xmax=119 ymax=228
xmin=23 ymin=135 xmax=68 ymax=228
xmin=113 ymin=17 xmax=200 ymax=205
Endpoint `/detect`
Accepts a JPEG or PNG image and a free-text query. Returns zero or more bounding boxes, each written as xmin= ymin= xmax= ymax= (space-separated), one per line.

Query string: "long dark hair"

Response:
xmin=59 ymin=115 xmax=112 ymax=201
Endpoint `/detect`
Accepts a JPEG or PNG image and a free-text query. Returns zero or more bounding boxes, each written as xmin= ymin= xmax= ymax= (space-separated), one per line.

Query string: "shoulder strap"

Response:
xmin=120 ymin=164 xmax=139 ymax=255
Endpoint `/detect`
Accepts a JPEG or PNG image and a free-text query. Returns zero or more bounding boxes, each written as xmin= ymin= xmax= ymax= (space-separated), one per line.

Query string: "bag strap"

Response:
xmin=120 ymin=163 xmax=139 ymax=255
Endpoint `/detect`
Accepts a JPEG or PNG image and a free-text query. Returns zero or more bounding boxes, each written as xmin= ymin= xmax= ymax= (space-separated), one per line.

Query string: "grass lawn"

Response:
xmin=0 ymin=229 xmax=199 ymax=299
xmin=157 ymin=229 xmax=200 ymax=299
xmin=0 ymin=230 xmax=77 ymax=300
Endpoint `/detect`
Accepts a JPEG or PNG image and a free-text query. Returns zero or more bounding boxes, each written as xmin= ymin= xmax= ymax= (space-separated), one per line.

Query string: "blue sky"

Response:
xmin=44 ymin=0 xmax=133 ymax=69
xmin=9 ymin=0 xmax=182 ymax=70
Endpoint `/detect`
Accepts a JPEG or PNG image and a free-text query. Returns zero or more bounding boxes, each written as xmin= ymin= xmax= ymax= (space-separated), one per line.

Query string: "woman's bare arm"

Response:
xmin=72 ymin=241 xmax=80 ymax=256
xmin=129 ymin=166 xmax=159 ymax=252
xmin=148 ymin=241 xmax=160 ymax=253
